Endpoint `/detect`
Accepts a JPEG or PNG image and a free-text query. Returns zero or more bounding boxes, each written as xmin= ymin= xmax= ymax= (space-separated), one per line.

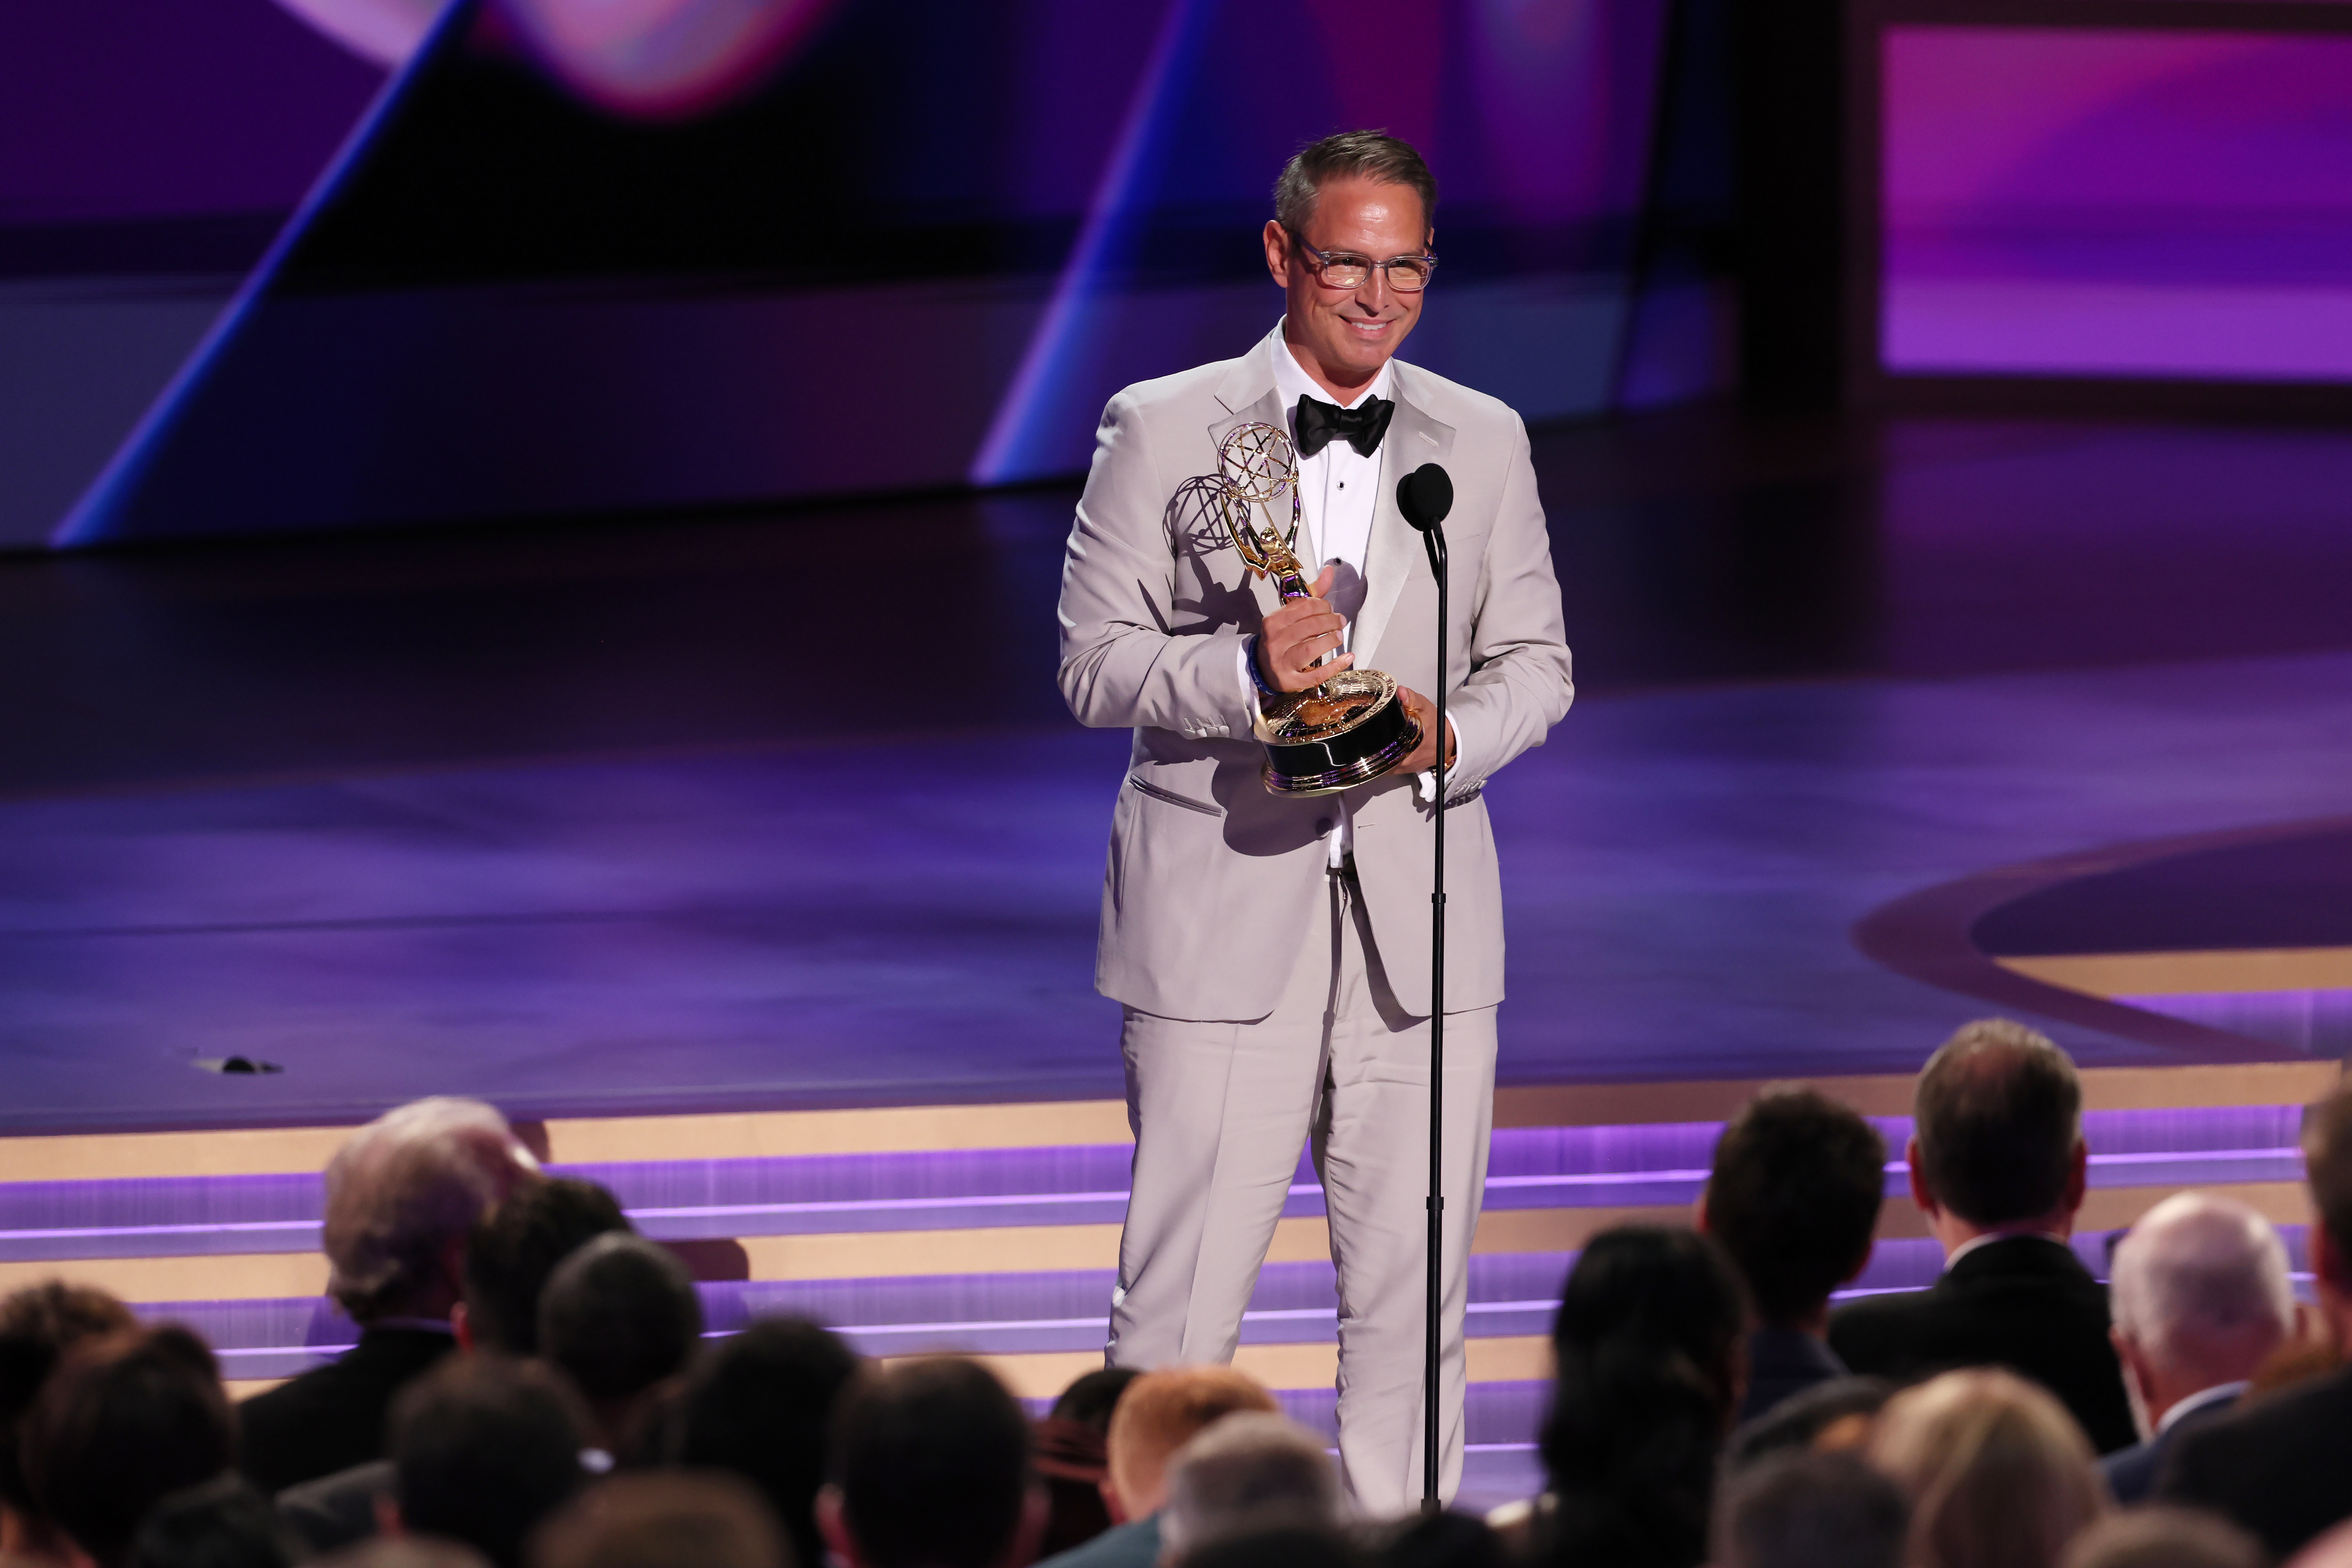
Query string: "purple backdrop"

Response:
xmin=13 ymin=0 xmax=1681 ymax=546
xmin=0 ymin=0 xmax=383 ymax=228
xmin=1882 ymin=24 xmax=2352 ymax=382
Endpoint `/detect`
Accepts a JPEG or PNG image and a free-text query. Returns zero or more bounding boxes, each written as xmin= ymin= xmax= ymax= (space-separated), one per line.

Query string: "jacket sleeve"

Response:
xmin=1056 ymin=391 xmax=1259 ymax=739
xmin=1444 ymin=414 xmax=1574 ymax=789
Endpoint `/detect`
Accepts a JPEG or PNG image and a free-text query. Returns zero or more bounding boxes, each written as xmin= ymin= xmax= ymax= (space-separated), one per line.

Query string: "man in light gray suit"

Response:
xmin=1055 ymin=131 xmax=1574 ymax=1512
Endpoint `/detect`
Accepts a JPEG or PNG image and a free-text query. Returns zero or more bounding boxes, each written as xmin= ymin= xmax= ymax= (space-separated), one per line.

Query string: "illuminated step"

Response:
xmin=0 ymin=1105 xmax=2310 ymax=1264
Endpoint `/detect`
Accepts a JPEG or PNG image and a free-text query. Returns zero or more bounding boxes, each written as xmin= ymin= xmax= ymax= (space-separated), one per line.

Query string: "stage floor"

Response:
xmin=4 ymin=648 xmax=2349 ymax=1133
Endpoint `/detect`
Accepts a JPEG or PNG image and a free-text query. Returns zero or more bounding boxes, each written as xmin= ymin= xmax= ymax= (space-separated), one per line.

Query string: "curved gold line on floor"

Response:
xmin=2000 ymin=948 xmax=2352 ymax=998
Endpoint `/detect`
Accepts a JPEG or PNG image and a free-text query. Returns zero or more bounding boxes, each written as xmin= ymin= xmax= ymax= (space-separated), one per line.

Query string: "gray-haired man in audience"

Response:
xmin=239 ymin=1097 xmax=538 ymax=1495
xmin=2101 ymin=1191 xmax=2294 ymax=1503
xmin=1158 ymin=1414 xmax=1346 ymax=1561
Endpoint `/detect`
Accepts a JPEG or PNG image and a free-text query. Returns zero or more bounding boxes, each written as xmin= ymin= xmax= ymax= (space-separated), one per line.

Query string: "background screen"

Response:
xmin=33 ymin=0 xmax=1679 ymax=546
xmin=1882 ymin=23 xmax=2352 ymax=383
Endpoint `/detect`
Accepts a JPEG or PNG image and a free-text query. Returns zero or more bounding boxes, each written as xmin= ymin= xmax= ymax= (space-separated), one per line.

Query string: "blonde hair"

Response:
xmin=1103 ymin=1365 xmax=1277 ymax=1518
xmin=1867 ymin=1369 xmax=2109 ymax=1568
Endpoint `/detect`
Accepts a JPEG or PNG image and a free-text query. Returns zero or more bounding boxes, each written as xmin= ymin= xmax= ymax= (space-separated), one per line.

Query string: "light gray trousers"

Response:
xmin=1105 ymin=863 xmax=1499 ymax=1514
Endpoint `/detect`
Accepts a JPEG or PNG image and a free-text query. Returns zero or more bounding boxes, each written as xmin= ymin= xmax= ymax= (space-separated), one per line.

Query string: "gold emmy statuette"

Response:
xmin=1215 ymin=421 xmax=1421 ymax=796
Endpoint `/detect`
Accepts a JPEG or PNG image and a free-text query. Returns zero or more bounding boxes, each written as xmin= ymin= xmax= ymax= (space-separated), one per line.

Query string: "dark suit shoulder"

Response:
xmin=2169 ymin=1372 xmax=2352 ymax=1479
xmin=2160 ymin=1367 xmax=2352 ymax=1553
xmin=1827 ymin=1239 xmax=2135 ymax=1454
xmin=2100 ymin=1435 xmax=2167 ymax=1506
xmin=1036 ymin=1516 xmax=1162 ymax=1568
xmin=277 ymin=1459 xmax=396 ymax=1555
xmin=237 ymin=1330 xmax=455 ymax=1495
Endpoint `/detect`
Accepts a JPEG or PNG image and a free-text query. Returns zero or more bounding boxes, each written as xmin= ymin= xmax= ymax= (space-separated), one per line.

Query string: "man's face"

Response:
xmin=1262 ymin=175 xmax=1430 ymax=389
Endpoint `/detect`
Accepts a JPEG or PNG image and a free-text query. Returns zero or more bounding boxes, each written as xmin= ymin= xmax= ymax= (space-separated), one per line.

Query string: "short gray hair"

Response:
xmin=1160 ymin=1412 xmax=1344 ymax=1557
xmin=323 ymin=1097 xmax=536 ymax=1321
xmin=1273 ymin=131 xmax=1436 ymax=237
xmin=2111 ymin=1192 xmax=2294 ymax=1372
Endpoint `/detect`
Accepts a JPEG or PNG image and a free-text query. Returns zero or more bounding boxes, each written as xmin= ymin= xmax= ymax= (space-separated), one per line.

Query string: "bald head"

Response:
xmin=1103 ymin=1367 xmax=1278 ymax=1521
xmin=2112 ymin=1192 xmax=2292 ymax=1411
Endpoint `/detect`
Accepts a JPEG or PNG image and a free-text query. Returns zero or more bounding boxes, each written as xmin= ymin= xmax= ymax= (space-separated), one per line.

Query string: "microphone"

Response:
xmin=1396 ymin=457 xmax=1454 ymax=1514
xmin=1396 ymin=463 xmax=1453 ymax=532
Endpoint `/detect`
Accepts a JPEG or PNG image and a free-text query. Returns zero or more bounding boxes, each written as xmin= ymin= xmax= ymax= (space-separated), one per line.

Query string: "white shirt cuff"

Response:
xmin=1415 ymin=713 xmax=1474 ymax=804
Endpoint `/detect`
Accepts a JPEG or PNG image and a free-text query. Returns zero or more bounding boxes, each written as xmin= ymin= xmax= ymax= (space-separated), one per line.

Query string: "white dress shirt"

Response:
xmin=1272 ymin=328 xmax=1389 ymax=635
xmin=1236 ymin=328 xmax=1460 ymax=867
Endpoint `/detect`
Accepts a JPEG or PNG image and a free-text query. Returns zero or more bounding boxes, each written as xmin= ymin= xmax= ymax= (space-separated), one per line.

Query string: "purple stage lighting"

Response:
xmin=1882 ymin=24 xmax=2352 ymax=383
xmin=495 ymin=0 xmax=846 ymax=118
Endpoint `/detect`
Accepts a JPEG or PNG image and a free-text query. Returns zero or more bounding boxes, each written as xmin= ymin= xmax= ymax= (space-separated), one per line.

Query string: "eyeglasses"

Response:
xmin=1286 ymin=231 xmax=1438 ymax=292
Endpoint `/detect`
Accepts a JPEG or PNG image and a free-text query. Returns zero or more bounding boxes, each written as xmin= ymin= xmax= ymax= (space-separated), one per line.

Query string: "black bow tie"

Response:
xmin=1293 ymin=394 xmax=1395 ymax=459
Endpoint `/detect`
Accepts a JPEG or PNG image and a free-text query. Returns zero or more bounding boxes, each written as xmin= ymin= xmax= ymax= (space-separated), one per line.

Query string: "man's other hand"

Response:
xmin=1395 ymin=686 xmax=1456 ymax=777
xmin=1254 ymin=563 xmax=1354 ymax=693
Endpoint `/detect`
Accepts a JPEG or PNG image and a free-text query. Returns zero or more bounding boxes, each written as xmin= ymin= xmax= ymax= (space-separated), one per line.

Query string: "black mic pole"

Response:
xmin=1397 ymin=463 xmax=1455 ymax=1514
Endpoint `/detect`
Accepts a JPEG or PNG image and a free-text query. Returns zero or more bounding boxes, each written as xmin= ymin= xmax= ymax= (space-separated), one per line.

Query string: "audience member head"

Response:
xmin=315 ymin=1542 xmax=489 ymax=1568
xmin=1713 ymin=1449 xmax=1907 ymax=1568
xmin=537 ymin=1234 xmax=702 ymax=1457
xmin=1368 ymin=1510 xmax=1504 ymax=1568
xmin=1159 ymin=1414 xmax=1345 ymax=1561
xmin=1052 ymin=1367 xmax=1142 ymax=1433
xmin=2300 ymin=1082 xmax=2352 ymax=1343
xmin=669 ymin=1316 xmax=859 ymax=1568
xmin=1538 ymin=1225 xmax=1748 ymax=1568
xmin=125 ymin=1475 xmax=298 ymax=1568
xmin=528 ymin=1473 xmax=786 ymax=1568
xmin=462 ymin=1178 xmax=631 ymax=1356
xmin=388 ymin=1355 xmax=590 ymax=1568
xmin=0 ymin=1282 xmax=136 ymax=1560
xmin=325 ymin=1098 xmax=537 ymax=1325
xmin=1185 ymin=1529 xmax=1362 ymax=1568
xmin=1103 ymin=1365 xmax=1278 ymax=1523
xmin=1726 ymin=1376 xmax=1898 ymax=1470
xmin=1866 ymin=1368 xmax=2109 ymax=1568
xmin=2057 ymin=1508 xmax=2264 ymax=1568
xmin=1909 ymin=1020 xmax=2086 ymax=1247
xmin=2109 ymin=1192 xmax=2294 ymax=1435
xmin=25 ymin=1325 xmax=234 ymax=1568
xmin=1035 ymin=1367 xmax=1139 ymax=1558
xmin=818 ymin=1357 xmax=1042 ymax=1568
xmin=1703 ymin=1087 xmax=1887 ymax=1332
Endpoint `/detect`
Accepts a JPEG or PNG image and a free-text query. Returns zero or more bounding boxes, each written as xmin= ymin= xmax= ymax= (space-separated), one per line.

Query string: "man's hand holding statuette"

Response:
xmin=1394 ymin=686 xmax=1456 ymax=777
xmin=1254 ymin=563 xmax=1354 ymax=693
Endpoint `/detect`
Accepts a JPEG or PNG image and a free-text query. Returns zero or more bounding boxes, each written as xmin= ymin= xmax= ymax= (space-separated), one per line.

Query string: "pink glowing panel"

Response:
xmin=1882 ymin=25 xmax=2352 ymax=382
xmin=270 ymin=0 xmax=448 ymax=67
xmin=497 ymin=0 xmax=843 ymax=118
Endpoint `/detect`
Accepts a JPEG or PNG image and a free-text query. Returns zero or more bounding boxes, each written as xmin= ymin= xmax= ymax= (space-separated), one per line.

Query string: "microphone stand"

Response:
xmin=1419 ymin=515 xmax=1448 ymax=1515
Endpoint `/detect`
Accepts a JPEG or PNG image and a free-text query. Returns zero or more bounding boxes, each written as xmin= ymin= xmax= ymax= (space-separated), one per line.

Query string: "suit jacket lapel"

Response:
xmin=1353 ymin=362 xmax=1455 ymax=668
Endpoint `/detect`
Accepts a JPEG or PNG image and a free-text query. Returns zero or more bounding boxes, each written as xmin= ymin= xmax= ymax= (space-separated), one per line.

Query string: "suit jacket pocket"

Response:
xmin=1127 ymin=775 xmax=1223 ymax=817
